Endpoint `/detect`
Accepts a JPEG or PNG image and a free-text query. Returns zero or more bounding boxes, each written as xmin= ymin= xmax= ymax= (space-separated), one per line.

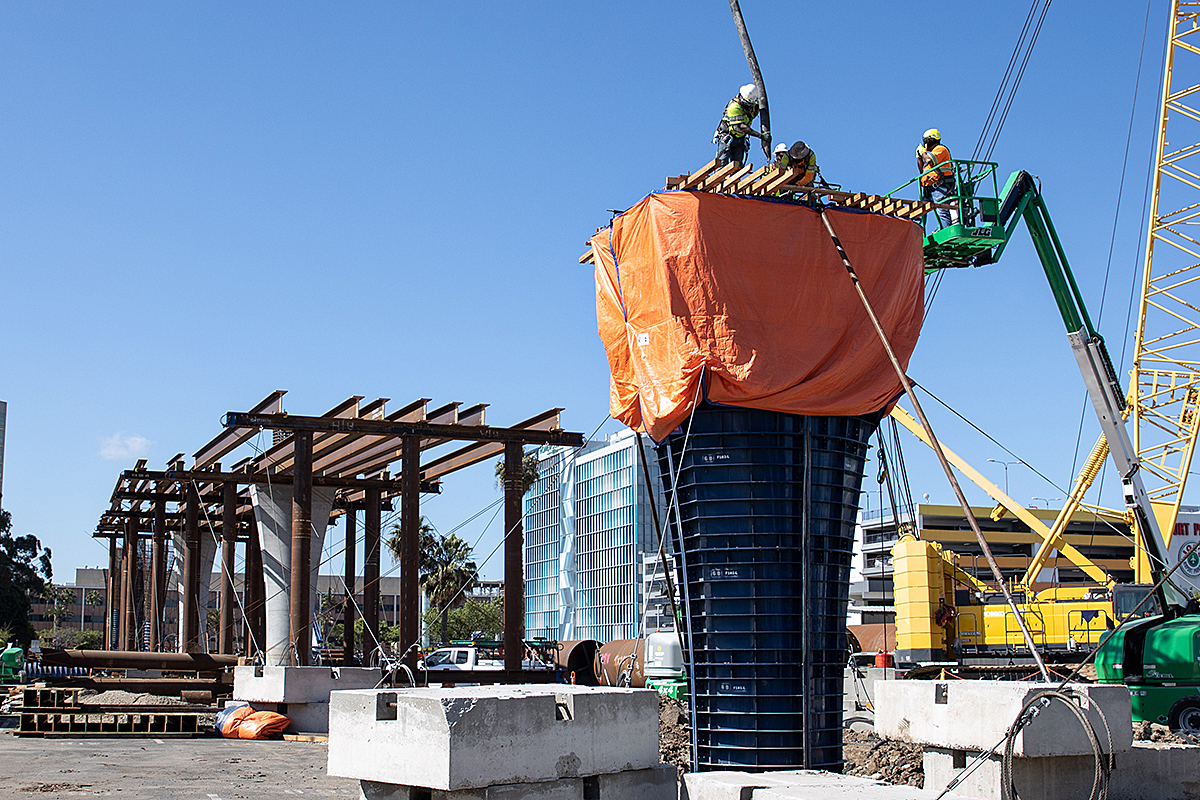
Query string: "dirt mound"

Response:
xmin=843 ymin=729 xmax=924 ymax=788
xmin=658 ymin=694 xmax=691 ymax=774
xmin=1133 ymin=720 xmax=1196 ymax=744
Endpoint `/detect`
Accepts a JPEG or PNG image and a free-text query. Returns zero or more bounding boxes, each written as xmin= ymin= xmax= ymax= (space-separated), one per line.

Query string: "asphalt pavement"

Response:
xmin=0 ymin=733 xmax=361 ymax=799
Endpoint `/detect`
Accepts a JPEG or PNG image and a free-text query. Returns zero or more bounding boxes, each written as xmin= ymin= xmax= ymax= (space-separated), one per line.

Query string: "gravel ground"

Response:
xmin=0 ymin=734 xmax=358 ymax=799
xmin=76 ymin=690 xmax=190 ymax=706
xmin=657 ymin=694 xmax=691 ymax=775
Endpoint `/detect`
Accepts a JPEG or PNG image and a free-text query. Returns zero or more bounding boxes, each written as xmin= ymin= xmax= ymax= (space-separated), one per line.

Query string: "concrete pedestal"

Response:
xmin=172 ymin=527 xmax=217 ymax=652
xmin=327 ymin=685 xmax=659 ymax=791
xmin=248 ymin=485 xmax=336 ymax=665
xmin=234 ymin=665 xmax=382 ymax=734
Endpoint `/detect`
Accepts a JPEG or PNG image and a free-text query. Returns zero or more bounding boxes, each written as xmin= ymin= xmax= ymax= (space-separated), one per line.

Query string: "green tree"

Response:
xmin=493 ymin=451 xmax=541 ymax=495
xmin=0 ymin=509 xmax=52 ymax=646
xmin=387 ymin=521 xmax=478 ymax=647
xmin=46 ymin=585 xmax=76 ymax=628
xmin=422 ymin=597 xmax=503 ymax=643
xmin=84 ymin=589 xmax=103 ymax=607
xmin=39 ymin=627 xmax=102 ymax=650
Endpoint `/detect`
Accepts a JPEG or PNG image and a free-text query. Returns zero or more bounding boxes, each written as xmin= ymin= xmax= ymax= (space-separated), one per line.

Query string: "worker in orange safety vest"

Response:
xmin=772 ymin=141 xmax=818 ymax=186
xmin=916 ymin=129 xmax=957 ymax=227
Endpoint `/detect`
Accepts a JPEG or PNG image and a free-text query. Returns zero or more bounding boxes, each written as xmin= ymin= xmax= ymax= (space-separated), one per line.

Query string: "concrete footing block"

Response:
xmin=234 ymin=665 xmax=382 ymax=704
xmin=328 ymin=685 xmax=659 ymax=791
xmin=682 ymin=770 xmax=976 ymax=800
xmin=360 ymin=778 xmax=585 ymax=800
xmin=924 ymin=742 xmax=1200 ymax=800
xmin=876 ymin=681 xmax=1133 ymax=756
xmin=249 ymin=700 xmax=330 ymax=734
xmin=593 ymin=765 xmax=677 ymax=800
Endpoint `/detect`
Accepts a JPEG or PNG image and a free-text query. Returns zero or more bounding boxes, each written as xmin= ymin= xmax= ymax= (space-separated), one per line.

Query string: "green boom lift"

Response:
xmin=902 ymin=160 xmax=1200 ymax=728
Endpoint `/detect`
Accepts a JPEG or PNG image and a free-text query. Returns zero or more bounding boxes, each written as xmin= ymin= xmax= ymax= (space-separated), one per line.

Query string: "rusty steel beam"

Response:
xmin=503 ymin=442 xmax=525 ymax=673
xmin=222 ymin=410 xmax=583 ymax=447
xmin=40 ymin=649 xmax=239 ymax=671
xmin=193 ymin=390 xmax=286 ymax=470
xmin=219 ymin=481 xmax=237 ymax=655
xmin=119 ymin=518 xmax=132 ymax=651
xmin=343 ymin=507 xmax=357 ymax=666
xmin=363 ymin=488 xmax=381 ymax=664
xmin=245 ymin=522 xmax=265 ymax=658
xmin=400 ymin=435 xmax=420 ymax=671
xmin=106 ymin=538 xmax=118 ymax=650
xmin=150 ymin=496 xmax=166 ymax=651
xmin=182 ymin=482 xmax=201 ymax=653
xmin=290 ymin=430 xmax=314 ymax=667
xmin=120 ymin=469 xmax=405 ymax=490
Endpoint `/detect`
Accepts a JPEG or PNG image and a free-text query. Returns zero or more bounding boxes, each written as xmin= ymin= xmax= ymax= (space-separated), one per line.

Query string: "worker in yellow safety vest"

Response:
xmin=916 ymin=128 xmax=956 ymax=227
xmin=714 ymin=84 xmax=764 ymax=167
xmin=772 ymin=141 xmax=818 ymax=187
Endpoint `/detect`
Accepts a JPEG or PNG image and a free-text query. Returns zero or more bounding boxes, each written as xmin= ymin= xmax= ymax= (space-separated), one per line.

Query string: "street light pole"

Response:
xmin=987 ymin=459 xmax=1020 ymax=497
xmin=1030 ymin=496 xmax=1063 ymax=510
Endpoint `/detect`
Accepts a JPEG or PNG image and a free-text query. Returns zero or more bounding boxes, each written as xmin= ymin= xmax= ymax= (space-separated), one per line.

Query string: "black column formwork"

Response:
xmin=656 ymin=403 xmax=878 ymax=771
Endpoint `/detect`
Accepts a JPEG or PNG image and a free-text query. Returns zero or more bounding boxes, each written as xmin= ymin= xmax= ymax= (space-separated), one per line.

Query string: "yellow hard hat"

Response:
xmin=923 ymin=128 xmax=942 ymax=141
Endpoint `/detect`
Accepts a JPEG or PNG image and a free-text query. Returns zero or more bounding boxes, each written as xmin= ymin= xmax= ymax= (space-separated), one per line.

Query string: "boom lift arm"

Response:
xmin=921 ymin=168 xmax=1186 ymax=615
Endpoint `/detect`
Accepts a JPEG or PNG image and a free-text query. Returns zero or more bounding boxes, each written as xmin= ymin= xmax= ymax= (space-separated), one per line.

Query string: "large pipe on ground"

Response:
xmin=40 ymin=649 xmax=239 ymax=671
xmin=552 ymin=640 xmax=602 ymax=685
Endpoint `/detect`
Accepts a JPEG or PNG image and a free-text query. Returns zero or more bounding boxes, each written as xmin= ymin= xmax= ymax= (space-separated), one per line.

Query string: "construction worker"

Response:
xmin=772 ymin=141 xmax=818 ymax=186
xmin=917 ymin=129 xmax=956 ymax=227
xmin=714 ymin=84 xmax=764 ymax=167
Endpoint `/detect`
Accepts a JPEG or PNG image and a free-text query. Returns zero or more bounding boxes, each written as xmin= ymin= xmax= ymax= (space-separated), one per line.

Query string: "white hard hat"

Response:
xmin=774 ymin=143 xmax=788 ymax=154
xmin=739 ymin=83 xmax=760 ymax=104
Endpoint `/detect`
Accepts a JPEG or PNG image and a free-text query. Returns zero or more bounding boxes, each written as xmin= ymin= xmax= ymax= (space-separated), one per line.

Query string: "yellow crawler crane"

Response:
xmin=891 ymin=2 xmax=1200 ymax=665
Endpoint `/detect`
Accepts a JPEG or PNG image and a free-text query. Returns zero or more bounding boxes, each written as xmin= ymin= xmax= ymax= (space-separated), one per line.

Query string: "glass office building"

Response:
xmin=523 ymin=429 xmax=664 ymax=643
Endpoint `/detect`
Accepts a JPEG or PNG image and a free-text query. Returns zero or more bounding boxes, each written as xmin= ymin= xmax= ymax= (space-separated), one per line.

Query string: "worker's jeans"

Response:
xmin=924 ymin=178 xmax=958 ymax=228
xmin=716 ymin=132 xmax=747 ymax=167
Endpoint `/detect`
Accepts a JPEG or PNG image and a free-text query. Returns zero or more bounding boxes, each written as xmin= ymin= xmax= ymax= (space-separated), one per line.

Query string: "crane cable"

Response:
xmin=973 ymin=0 xmax=1053 ymax=162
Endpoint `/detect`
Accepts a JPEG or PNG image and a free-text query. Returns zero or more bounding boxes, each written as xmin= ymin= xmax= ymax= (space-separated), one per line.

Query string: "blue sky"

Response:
xmin=0 ymin=1 xmax=1176 ymax=583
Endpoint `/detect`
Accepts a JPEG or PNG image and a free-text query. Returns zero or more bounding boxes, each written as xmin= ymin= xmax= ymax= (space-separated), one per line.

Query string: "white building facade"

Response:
xmin=523 ymin=430 xmax=666 ymax=643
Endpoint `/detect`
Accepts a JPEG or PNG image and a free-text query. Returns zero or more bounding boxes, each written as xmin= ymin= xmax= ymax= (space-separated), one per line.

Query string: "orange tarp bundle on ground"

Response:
xmin=591 ymin=191 xmax=926 ymax=441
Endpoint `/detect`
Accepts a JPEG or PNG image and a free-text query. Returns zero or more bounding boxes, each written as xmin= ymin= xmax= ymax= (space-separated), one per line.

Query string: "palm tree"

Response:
xmin=386 ymin=519 xmax=478 ymax=645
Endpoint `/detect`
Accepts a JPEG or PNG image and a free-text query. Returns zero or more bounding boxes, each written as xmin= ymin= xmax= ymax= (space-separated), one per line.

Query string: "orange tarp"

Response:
xmin=592 ymin=191 xmax=925 ymax=441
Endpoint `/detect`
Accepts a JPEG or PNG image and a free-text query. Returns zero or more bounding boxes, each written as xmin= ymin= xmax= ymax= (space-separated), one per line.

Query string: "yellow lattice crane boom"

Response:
xmin=1132 ymin=0 xmax=1200 ymax=553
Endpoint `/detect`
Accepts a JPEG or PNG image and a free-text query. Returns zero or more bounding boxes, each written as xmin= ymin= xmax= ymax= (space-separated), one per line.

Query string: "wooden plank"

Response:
xmin=579 ymin=248 xmax=595 ymax=265
xmin=695 ymin=161 xmax=741 ymax=191
xmin=715 ymin=163 xmax=753 ymax=193
xmin=761 ymin=167 xmax=805 ymax=194
xmin=734 ymin=165 xmax=770 ymax=193
xmin=283 ymin=732 xmax=330 ymax=743
xmin=664 ymin=175 xmax=687 ymax=189
xmin=679 ymin=159 xmax=720 ymax=190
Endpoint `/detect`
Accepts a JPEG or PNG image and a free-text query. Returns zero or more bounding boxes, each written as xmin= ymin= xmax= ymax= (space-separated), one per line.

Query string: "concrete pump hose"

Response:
xmin=1001 ymin=689 xmax=1113 ymax=800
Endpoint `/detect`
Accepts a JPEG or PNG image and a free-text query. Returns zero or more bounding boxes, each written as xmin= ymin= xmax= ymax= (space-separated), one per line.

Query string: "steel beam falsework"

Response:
xmin=245 ymin=523 xmax=265 ymax=658
xmin=222 ymin=410 xmax=583 ymax=447
xmin=399 ymin=436 xmax=420 ymax=670
xmin=290 ymin=430 xmax=314 ymax=666
xmin=343 ymin=508 xmax=357 ymax=666
xmin=150 ymin=497 xmax=166 ymax=652
xmin=363 ymin=488 xmax=381 ymax=664
xmin=503 ymin=442 xmax=525 ymax=673
xmin=182 ymin=483 xmax=201 ymax=654
xmin=105 ymin=539 xmax=118 ymax=650
xmin=219 ymin=481 xmax=237 ymax=654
